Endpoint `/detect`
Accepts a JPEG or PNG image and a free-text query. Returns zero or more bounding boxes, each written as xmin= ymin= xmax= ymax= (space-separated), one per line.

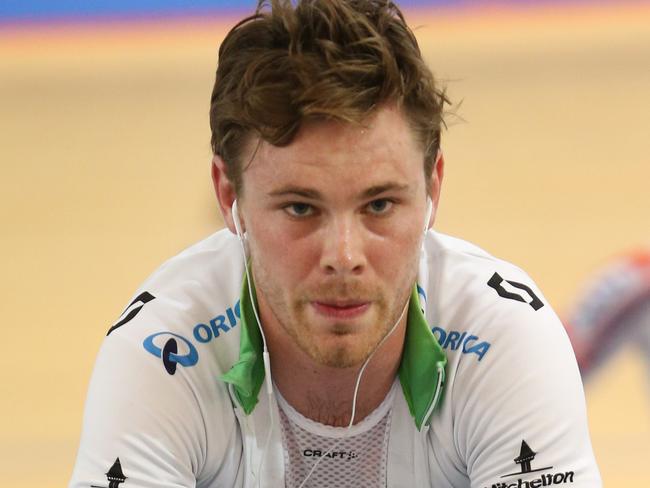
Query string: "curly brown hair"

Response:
xmin=210 ymin=0 xmax=447 ymax=194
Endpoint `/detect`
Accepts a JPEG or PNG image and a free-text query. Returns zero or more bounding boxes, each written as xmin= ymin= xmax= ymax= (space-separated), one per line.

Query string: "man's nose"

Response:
xmin=319 ymin=215 xmax=367 ymax=275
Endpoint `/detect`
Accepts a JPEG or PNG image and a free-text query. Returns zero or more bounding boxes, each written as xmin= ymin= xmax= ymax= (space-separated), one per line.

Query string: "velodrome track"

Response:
xmin=1 ymin=2 xmax=649 ymax=485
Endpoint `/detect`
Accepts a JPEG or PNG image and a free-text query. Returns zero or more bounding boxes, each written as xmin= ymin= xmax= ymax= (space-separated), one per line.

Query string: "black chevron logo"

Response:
xmin=487 ymin=273 xmax=544 ymax=311
xmin=107 ymin=291 xmax=155 ymax=336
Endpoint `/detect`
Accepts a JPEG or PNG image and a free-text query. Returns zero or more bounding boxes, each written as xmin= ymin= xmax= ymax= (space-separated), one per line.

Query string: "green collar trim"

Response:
xmin=398 ymin=285 xmax=447 ymax=430
xmin=220 ymin=274 xmax=447 ymax=430
xmin=220 ymin=273 xmax=265 ymax=411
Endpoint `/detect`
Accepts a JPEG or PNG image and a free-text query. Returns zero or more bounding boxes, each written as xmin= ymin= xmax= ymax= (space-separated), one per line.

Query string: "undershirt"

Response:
xmin=276 ymin=380 xmax=397 ymax=488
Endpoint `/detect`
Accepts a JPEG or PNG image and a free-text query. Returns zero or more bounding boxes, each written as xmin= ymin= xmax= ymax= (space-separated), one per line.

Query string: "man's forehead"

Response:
xmin=230 ymin=103 xmax=430 ymax=204
xmin=242 ymin=106 xmax=422 ymax=176
xmin=245 ymin=145 xmax=420 ymax=202
xmin=291 ymin=104 xmax=414 ymax=148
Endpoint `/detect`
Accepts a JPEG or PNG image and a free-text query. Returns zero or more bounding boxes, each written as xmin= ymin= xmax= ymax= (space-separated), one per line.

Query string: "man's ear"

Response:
xmin=427 ymin=150 xmax=445 ymax=229
xmin=211 ymin=155 xmax=239 ymax=235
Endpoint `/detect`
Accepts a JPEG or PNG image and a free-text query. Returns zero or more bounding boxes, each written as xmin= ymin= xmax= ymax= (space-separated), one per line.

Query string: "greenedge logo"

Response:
xmin=486 ymin=440 xmax=575 ymax=488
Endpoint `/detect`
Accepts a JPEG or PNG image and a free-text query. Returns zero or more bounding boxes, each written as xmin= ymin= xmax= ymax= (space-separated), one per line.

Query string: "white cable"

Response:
xmin=231 ymin=200 xmax=274 ymax=487
xmin=296 ymin=296 xmax=410 ymax=488
xmin=232 ymin=201 xmax=271 ymax=359
xmin=420 ymin=362 xmax=445 ymax=433
xmin=233 ymin=198 xmax=430 ymax=487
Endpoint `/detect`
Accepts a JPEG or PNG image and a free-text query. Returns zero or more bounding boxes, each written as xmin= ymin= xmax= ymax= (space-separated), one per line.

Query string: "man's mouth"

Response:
xmin=311 ymin=300 xmax=371 ymax=319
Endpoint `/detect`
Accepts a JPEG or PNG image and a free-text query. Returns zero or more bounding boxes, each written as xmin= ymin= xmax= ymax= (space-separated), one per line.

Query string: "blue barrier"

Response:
xmin=0 ymin=0 xmax=467 ymax=22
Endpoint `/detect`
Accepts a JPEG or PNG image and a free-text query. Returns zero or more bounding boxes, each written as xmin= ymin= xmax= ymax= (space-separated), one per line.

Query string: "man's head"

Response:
xmin=210 ymin=0 xmax=447 ymax=196
xmin=211 ymin=0 xmax=447 ymax=369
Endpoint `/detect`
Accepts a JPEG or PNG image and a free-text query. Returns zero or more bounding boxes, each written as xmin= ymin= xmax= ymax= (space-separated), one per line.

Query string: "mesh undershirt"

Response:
xmin=276 ymin=381 xmax=397 ymax=488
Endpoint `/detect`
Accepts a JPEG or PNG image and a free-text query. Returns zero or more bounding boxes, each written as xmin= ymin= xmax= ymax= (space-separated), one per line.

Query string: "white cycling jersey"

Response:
xmin=69 ymin=229 xmax=601 ymax=488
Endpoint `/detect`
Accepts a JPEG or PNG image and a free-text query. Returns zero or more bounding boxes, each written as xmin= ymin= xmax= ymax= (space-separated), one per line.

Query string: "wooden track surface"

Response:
xmin=1 ymin=3 xmax=648 ymax=485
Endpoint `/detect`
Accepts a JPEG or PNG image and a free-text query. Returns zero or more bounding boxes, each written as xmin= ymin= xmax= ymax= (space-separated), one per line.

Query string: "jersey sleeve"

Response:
xmin=449 ymin=290 xmax=602 ymax=488
xmin=68 ymin=320 xmax=241 ymax=488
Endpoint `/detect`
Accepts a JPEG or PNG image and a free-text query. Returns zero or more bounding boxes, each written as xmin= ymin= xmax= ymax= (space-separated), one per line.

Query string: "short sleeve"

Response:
xmin=452 ymin=303 xmax=602 ymax=488
xmin=68 ymin=325 xmax=241 ymax=488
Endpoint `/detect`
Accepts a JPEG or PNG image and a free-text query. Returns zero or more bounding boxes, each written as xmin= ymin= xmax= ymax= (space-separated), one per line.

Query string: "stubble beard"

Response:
xmin=255 ymin=268 xmax=415 ymax=369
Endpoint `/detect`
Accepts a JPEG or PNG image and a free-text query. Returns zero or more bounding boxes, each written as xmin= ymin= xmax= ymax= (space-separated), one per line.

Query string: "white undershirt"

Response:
xmin=276 ymin=380 xmax=397 ymax=488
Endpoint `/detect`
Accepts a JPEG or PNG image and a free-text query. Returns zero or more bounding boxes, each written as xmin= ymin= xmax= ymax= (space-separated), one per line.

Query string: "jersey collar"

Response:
xmin=220 ymin=273 xmax=446 ymax=431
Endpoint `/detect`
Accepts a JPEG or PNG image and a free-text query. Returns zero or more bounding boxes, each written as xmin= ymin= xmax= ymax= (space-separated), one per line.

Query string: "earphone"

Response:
xmin=424 ymin=197 xmax=433 ymax=234
xmin=231 ymin=199 xmax=272 ymax=389
xmin=231 ymin=199 xmax=273 ymax=393
xmin=296 ymin=297 xmax=409 ymax=488
xmin=231 ymin=199 xmax=274 ymax=487
xmin=231 ymin=199 xmax=248 ymax=250
xmin=230 ymin=197 xmax=437 ymax=487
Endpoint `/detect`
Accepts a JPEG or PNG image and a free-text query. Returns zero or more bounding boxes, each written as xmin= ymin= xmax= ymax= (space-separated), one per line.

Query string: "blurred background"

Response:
xmin=1 ymin=0 xmax=648 ymax=485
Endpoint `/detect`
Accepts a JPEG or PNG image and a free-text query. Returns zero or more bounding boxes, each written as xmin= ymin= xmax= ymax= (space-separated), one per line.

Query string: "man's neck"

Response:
xmin=267 ymin=320 xmax=407 ymax=427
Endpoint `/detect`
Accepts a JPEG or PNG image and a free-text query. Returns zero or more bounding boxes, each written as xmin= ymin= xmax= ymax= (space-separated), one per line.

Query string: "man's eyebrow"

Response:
xmin=267 ymin=183 xmax=411 ymax=200
xmin=268 ymin=186 xmax=323 ymax=199
xmin=361 ymin=183 xmax=410 ymax=198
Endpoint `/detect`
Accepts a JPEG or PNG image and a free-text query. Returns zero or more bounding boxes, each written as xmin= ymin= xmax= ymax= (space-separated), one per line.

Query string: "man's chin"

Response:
xmin=306 ymin=340 xmax=373 ymax=369
xmin=313 ymin=349 xmax=364 ymax=369
xmin=290 ymin=310 xmax=388 ymax=368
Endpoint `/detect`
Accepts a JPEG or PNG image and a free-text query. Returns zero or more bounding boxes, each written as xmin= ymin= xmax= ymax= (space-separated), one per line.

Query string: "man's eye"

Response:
xmin=366 ymin=199 xmax=393 ymax=214
xmin=284 ymin=203 xmax=314 ymax=217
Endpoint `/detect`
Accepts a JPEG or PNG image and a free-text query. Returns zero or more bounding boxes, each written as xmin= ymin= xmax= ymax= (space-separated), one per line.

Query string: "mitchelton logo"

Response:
xmin=485 ymin=440 xmax=575 ymax=488
xmin=91 ymin=458 xmax=127 ymax=488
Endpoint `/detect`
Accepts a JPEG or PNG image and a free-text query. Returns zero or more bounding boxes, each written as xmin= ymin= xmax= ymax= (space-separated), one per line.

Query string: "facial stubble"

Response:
xmin=254 ymin=264 xmax=415 ymax=369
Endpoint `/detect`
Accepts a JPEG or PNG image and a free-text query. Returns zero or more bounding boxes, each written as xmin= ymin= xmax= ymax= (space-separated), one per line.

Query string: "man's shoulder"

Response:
xmin=422 ymin=231 xmax=565 ymax=363
xmin=72 ymin=230 xmax=244 ymax=488
xmin=101 ymin=228 xmax=244 ymax=378
xmin=425 ymin=231 xmax=530 ymax=281
xmin=143 ymin=228 xmax=243 ymax=294
xmin=423 ymin=231 xmax=547 ymax=315
xmin=423 ymin=233 xmax=599 ymax=488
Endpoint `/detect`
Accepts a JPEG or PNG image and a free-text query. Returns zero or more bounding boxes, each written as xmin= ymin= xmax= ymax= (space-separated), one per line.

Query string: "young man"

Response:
xmin=70 ymin=1 xmax=601 ymax=486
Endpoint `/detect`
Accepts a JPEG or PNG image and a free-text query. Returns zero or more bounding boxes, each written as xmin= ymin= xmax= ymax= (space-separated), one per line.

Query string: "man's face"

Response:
xmin=236 ymin=105 xmax=441 ymax=368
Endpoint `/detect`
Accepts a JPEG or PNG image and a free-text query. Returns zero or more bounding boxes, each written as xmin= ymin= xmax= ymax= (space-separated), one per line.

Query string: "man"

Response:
xmin=70 ymin=1 xmax=601 ymax=487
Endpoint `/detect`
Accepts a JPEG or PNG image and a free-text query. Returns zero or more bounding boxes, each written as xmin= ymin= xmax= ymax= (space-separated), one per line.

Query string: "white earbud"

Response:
xmin=231 ymin=199 xmax=244 ymax=239
xmin=424 ymin=198 xmax=433 ymax=234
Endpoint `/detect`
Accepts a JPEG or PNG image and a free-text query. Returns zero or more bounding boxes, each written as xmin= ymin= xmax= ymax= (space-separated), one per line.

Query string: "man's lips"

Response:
xmin=311 ymin=301 xmax=371 ymax=319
